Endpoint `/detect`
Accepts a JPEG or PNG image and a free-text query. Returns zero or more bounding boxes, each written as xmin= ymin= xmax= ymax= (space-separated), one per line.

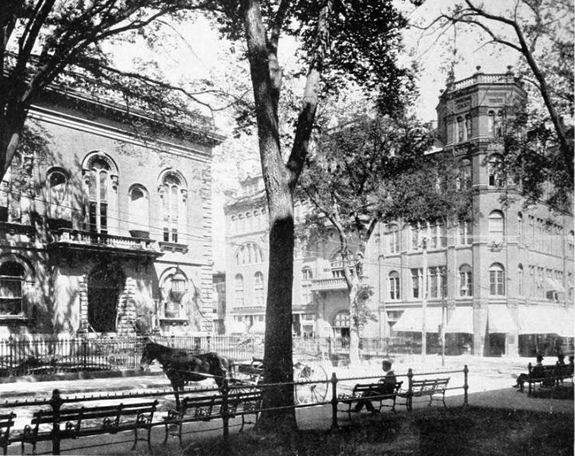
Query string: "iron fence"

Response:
xmin=0 ymin=334 xmax=425 ymax=377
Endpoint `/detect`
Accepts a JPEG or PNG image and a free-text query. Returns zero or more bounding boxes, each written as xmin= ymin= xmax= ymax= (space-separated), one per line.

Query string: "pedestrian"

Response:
xmin=353 ymin=359 xmax=397 ymax=413
xmin=513 ymin=354 xmax=544 ymax=392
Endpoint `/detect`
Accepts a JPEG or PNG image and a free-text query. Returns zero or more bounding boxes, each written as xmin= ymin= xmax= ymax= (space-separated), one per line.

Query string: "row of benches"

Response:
xmin=0 ymin=390 xmax=263 ymax=455
xmin=525 ymin=362 xmax=574 ymax=396
xmin=337 ymin=377 xmax=450 ymax=420
xmin=1 ymin=375 xmax=453 ymax=454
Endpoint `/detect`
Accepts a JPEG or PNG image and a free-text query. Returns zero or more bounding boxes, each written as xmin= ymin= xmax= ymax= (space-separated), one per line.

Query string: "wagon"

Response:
xmin=231 ymin=355 xmax=330 ymax=405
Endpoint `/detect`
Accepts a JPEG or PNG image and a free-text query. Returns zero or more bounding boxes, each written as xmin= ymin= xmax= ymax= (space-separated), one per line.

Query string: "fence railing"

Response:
xmin=0 ymin=334 xmax=429 ymax=378
xmin=0 ymin=365 xmax=470 ymax=454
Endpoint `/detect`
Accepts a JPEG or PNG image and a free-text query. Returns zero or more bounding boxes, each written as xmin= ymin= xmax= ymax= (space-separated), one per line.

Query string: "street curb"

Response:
xmin=0 ymin=369 xmax=164 ymax=386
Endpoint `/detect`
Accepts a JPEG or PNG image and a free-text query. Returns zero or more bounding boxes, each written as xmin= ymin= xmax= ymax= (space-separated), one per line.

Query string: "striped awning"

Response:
xmin=518 ymin=307 xmax=568 ymax=335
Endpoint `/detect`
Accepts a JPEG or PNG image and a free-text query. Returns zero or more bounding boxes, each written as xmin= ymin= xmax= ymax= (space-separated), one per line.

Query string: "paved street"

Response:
xmin=0 ymin=354 xmax=572 ymax=454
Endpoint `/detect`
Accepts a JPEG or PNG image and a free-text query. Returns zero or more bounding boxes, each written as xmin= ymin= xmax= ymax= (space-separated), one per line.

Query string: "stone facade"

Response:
xmin=0 ymin=87 xmax=223 ymax=337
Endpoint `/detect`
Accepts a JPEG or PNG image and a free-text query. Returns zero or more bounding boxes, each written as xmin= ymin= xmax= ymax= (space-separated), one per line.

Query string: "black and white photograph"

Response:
xmin=0 ymin=0 xmax=573 ymax=454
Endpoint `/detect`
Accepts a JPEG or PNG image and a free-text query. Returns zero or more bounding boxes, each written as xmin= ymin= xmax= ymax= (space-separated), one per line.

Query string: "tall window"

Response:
xmin=47 ymin=168 xmax=70 ymax=221
xmin=488 ymin=211 xmax=504 ymax=243
xmin=465 ymin=114 xmax=472 ymax=140
xmin=301 ymin=267 xmax=313 ymax=303
xmin=0 ymin=262 xmax=24 ymax=315
xmin=458 ymin=159 xmax=472 ymax=189
xmin=459 ymin=220 xmax=472 ymax=245
xmin=234 ymin=274 xmax=244 ymax=307
xmin=459 ymin=264 xmax=473 ymax=297
xmin=86 ymin=158 xmax=110 ymax=234
xmin=488 ymin=111 xmax=495 ymax=136
xmin=0 ymin=152 xmax=25 ymax=223
xmin=489 ymin=263 xmax=505 ymax=296
xmin=389 ymin=271 xmax=400 ymax=300
xmin=517 ymin=212 xmax=523 ymax=241
xmin=330 ymin=249 xmax=352 ymax=278
xmin=488 ymin=155 xmax=504 ymax=187
xmin=161 ymin=174 xmax=183 ymax=243
xmin=129 ymin=186 xmax=149 ymax=233
xmin=387 ymin=224 xmax=400 ymax=254
xmin=518 ymin=264 xmax=524 ymax=296
xmin=457 ymin=116 xmax=464 ymax=142
xmin=254 ymin=272 xmax=264 ymax=306
xmin=411 ymin=268 xmax=422 ymax=299
xmin=428 ymin=266 xmax=446 ymax=298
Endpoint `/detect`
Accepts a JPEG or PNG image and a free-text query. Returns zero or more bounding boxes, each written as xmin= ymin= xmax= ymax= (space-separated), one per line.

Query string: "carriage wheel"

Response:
xmin=294 ymin=363 xmax=328 ymax=405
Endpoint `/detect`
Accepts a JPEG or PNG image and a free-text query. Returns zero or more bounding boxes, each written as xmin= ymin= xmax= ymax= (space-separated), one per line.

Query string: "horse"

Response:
xmin=139 ymin=339 xmax=231 ymax=410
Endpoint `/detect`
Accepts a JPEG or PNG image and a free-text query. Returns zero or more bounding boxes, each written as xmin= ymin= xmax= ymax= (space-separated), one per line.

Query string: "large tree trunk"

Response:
xmin=243 ymin=0 xmax=297 ymax=431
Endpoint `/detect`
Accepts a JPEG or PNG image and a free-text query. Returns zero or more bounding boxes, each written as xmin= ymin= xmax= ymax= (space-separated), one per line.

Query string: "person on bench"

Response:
xmin=513 ymin=354 xmax=544 ymax=392
xmin=353 ymin=359 xmax=396 ymax=413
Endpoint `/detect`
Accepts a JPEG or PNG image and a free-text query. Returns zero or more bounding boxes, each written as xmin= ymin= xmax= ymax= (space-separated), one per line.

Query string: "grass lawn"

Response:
xmin=141 ymin=404 xmax=574 ymax=456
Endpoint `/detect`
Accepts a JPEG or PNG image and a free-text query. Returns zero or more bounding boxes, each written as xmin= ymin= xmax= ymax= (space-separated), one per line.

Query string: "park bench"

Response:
xmin=162 ymin=390 xmax=263 ymax=444
xmin=20 ymin=400 xmax=158 ymax=454
xmin=526 ymin=363 xmax=574 ymax=396
xmin=337 ymin=381 xmax=403 ymax=420
xmin=0 ymin=413 xmax=15 ymax=455
xmin=397 ymin=377 xmax=450 ymax=410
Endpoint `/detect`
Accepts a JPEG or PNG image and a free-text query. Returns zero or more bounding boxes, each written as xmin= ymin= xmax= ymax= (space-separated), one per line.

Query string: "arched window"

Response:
xmin=488 ymin=155 xmax=504 ymax=187
xmin=235 ymin=242 xmax=263 ymax=266
xmin=518 ymin=264 xmax=524 ymax=296
xmin=495 ymin=111 xmax=504 ymax=137
xmin=301 ymin=267 xmax=313 ymax=304
xmin=129 ymin=185 xmax=149 ymax=234
xmin=459 ymin=264 xmax=473 ymax=297
xmin=0 ymin=262 xmax=25 ymax=315
xmin=254 ymin=272 xmax=264 ymax=306
xmin=489 ymin=263 xmax=505 ymax=296
xmin=86 ymin=157 xmax=111 ymax=234
xmin=387 ymin=224 xmax=399 ymax=254
xmin=160 ymin=172 xmax=186 ymax=243
xmin=489 ymin=211 xmax=505 ymax=243
xmin=47 ymin=168 xmax=71 ymax=221
xmin=517 ymin=212 xmax=523 ymax=240
xmin=389 ymin=271 xmax=400 ymax=300
xmin=234 ymin=274 xmax=244 ymax=307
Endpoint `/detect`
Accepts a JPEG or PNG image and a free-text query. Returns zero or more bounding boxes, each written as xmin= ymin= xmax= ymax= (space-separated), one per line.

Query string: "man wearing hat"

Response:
xmin=353 ymin=359 xmax=397 ymax=413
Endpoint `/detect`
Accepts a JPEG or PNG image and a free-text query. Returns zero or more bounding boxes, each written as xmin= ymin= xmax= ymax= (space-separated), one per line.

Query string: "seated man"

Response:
xmin=353 ymin=359 xmax=397 ymax=413
xmin=513 ymin=354 xmax=544 ymax=392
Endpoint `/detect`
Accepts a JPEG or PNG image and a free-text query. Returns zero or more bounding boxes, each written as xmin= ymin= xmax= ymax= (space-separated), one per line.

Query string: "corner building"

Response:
xmin=224 ymin=69 xmax=573 ymax=357
xmin=375 ymin=68 xmax=573 ymax=357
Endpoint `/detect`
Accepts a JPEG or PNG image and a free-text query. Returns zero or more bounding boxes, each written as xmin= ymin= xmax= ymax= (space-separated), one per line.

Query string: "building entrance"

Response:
xmin=87 ymin=264 xmax=125 ymax=332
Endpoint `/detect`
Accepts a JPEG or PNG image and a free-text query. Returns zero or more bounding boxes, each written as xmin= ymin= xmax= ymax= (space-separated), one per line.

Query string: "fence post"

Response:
xmin=407 ymin=368 xmax=414 ymax=412
xmin=50 ymin=389 xmax=64 ymax=455
xmin=221 ymin=378 xmax=230 ymax=439
xmin=330 ymin=372 xmax=338 ymax=430
xmin=8 ymin=335 xmax=14 ymax=372
xmin=463 ymin=365 xmax=469 ymax=406
xmin=82 ymin=338 xmax=88 ymax=371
